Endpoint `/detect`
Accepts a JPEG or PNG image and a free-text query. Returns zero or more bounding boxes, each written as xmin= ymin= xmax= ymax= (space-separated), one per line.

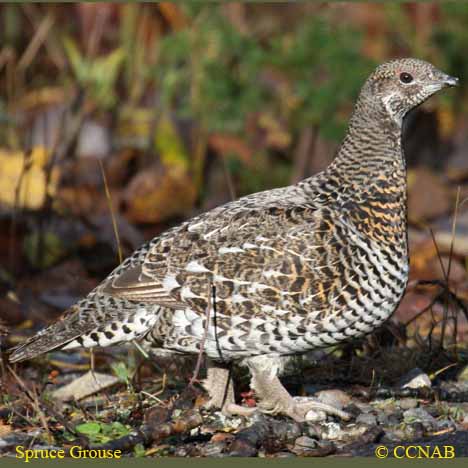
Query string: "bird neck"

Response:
xmin=325 ymin=97 xmax=407 ymax=200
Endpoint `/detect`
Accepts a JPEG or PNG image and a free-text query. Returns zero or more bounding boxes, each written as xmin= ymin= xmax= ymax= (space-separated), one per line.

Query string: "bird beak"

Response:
xmin=443 ymin=74 xmax=459 ymax=87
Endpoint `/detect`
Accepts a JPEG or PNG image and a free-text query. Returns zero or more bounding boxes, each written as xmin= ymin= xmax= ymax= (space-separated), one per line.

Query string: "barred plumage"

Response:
xmin=9 ymin=58 xmax=458 ymax=421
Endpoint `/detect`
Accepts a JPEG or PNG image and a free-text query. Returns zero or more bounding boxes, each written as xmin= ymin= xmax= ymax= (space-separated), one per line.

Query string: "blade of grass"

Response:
xmin=98 ymin=159 xmax=123 ymax=264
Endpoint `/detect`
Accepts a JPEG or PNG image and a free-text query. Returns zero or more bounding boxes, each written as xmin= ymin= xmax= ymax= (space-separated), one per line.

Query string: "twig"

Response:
xmin=8 ymin=365 xmax=53 ymax=444
xmin=212 ymin=285 xmax=225 ymax=364
xmin=99 ymin=159 xmax=123 ymax=264
xmin=17 ymin=12 xmax=55 ymax=71
xmin=188 ymin=281 xmax=214 ymax=387
xmin=87 ymin=409 xmax=203 ymax=454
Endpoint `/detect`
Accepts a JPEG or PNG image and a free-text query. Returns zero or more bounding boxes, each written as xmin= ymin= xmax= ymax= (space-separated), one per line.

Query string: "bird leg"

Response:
xmin=232 ymin=356 xmax=350 ymax=422
xmin=201 ymin=360 xmax=236 ymax=415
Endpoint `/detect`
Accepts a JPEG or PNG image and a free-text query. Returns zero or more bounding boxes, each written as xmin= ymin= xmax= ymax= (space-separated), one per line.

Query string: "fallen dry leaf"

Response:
xmin=0 ymin=423 xmax=12 ymax=438
xmin=123 ymin=165 xmax=196 ymax=223
xmin=0 ymin=146 xmax=60 ymax=211
xmin=52 ymin=370 xmax=120 ymax=401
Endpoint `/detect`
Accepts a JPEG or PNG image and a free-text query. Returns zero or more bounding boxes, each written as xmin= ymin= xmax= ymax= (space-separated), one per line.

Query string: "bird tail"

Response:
xmin=8 ymin=304 xmax=158 ymax=363
xmin=8 ymin=306 xmax=94 ymax=363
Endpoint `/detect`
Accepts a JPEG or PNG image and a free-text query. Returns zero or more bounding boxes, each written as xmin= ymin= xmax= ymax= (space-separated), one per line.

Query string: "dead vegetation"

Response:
xmin=0 ymin=2 xmax=468 ymax=458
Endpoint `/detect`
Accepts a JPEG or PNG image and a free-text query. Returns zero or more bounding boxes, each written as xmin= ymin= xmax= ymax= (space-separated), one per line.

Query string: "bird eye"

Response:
xmin=399 ymin=72 xmax=414 ymax=84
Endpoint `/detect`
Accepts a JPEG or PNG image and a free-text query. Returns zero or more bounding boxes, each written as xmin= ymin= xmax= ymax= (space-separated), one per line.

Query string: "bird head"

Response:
xmin=363 ymin=58 xmax=458 ymax=126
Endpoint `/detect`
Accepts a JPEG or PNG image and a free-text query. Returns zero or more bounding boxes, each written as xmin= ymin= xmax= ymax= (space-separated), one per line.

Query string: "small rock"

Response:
xmin=315 ymin=389 xmax=351 ymax=409
xmin=290 ymin=437 xmax=335 ymax=457
xmin=387 ymin=411 xmax=403 ymax=426
xmin=173 ymin=446 xmax=189 ymax=457
xmin=320 ymin=422 xmax=342 ymax=440
xmin=320 ymin=422 xmax=370 ymax=442
xmin=377 ymin=412 xmax=388 ymax=425
xmin=201 ymin=442 xmax=225 ymax=457
xmin=436 ymin=418 xmax=457 ymax=432
xmin=304 ymin=425 xmax=321 ymax=439
xmin=356 ymin=413 xmax=377 ymax=426
xmin=211 ymin=433 xmax=234 ymax=443
xmin=403 ymin=408 xmax=437 ymax=429
xmin=458 ymin=365 xmax=468 ymax=382
xmin=228 ymin=439 xmax=257 ymax=457
xmin=294 ymin=436 xmax=319 ymax=450
xmin=399 ymin=398 xmax=418 ymax=410
xmin=305 ymin=410 xmax=327 ymax=422
xmin=380 ymin=429 xmax=406 ymax=444
xmin=353 ymin=402 xmax=373 ymax=414
xmin=398 ymin=368 xmax=431 ymax=389
xmin=343 ymin=403 xmax=363 ymax=419
xmin=269 ymin=418 xmax=302 ymax=441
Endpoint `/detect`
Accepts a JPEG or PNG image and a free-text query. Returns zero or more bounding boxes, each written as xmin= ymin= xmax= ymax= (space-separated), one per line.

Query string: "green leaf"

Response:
xmin=75 ymin=422 xmax=102 ymax=436
xmin=23 ymin=231 xmax=66 ymax=269
xmin=111 ymin=362 xmax=132 ymax=384
xmin=154 ymin=114 xmax=190 ymax=170
xmin=63 ymin=37 xmax=87 ymax=83
xmin=134 ymin=444 xmax=146 ymax=458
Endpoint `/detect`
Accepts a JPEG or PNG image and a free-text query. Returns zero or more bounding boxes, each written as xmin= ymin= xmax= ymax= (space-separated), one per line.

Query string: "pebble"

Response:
xmin=315 ymin=389 xmax=351 ymax=409
xmin=398 ymin=398 xmax=418 ymax=410
xmin=353 ymin=402 xmax=373 ymax=413
xmin=320 ymin=422 xmax=369 ymax=441
xmin=403 ymin=408 xmax=437 ymax=429
xmin=294 ymin=436 xmax=319 ymax=449
xmin=320 ymin=422 xmax=342 ymax=440
xmin=211 ymin=433 xmax=235 ymax=443
xmin=355 ymin=413 xmax=377 ymax=426
xmin=457 ymin=365 xmax=468 ymax=382
xmin=377 ymin=412 xmax=389 ymax=425
xmin=201 ymin=442 xmax=225 ymax=457
xmin=291 ymin=437 xmax=335 ymax=457
xmin=305 ymin=410 xmax=327 ymax=423
xmin=398 ymin=368 xmax=431 ymax=389
xmin=387 ymin=411 xmax=403 ymax=426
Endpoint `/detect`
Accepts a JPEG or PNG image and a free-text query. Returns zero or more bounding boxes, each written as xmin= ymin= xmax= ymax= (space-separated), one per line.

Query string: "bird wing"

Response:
xmin=102 ymin=197 xmax=342 ymax=317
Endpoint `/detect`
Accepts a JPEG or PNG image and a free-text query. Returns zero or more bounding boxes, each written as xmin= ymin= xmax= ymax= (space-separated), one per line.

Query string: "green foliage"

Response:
xmin=111 ymin=361 xmax=134 ymax=386
xmin=75 ymin=421 xmax=131 ymax=444
xmin=64 ymin=38 xmax=125 ymax=109
xmin=154 ymin=8 xmax=371 ymax=142
xmin=268 ymin=20 xmax=373 ymax=140
xmin=155 ymin=12 xmax=267 ymax=134
xmin=24 ymin=231 xmax=66 ymax=269
xmin=134 ymin=443 xmax=146 ymax=458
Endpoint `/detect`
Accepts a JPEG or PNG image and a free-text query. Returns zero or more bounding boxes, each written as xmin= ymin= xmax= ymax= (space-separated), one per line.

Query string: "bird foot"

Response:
xmin=223 ymin=403 xmax=257 ymax=417
xmin=201 ymin=362 xmax=235 ymax=415
xmin=224 ymin=397 xmax=350 ymax=422
xmin=281 ymin=396 xmax=351 ymax=422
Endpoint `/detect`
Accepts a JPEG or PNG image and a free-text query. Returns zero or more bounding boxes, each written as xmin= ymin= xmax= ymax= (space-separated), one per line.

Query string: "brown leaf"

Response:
xmin=209 ymin=133 xmax=253 ymax=165
xmin=0 ymin=423 xmax=12 ymax=438
xmin=123 ymin=166 xmax=196 ymax=223
xmin=52 ymin=370 xmax=120 ymax=401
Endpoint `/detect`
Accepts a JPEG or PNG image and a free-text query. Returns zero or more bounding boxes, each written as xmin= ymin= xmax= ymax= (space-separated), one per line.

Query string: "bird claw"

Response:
xmin=288 ymin=397 xmax=351 ymax=422
xmin=223 ymin=403 xmax=257 ymax=418
xmin=224 ymin=397 xmax=350 ymax=423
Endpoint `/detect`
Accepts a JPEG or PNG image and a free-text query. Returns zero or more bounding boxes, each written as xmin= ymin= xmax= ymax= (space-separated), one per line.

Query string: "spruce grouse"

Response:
xmin=9 ymin=59 xmax=458 ymax=422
